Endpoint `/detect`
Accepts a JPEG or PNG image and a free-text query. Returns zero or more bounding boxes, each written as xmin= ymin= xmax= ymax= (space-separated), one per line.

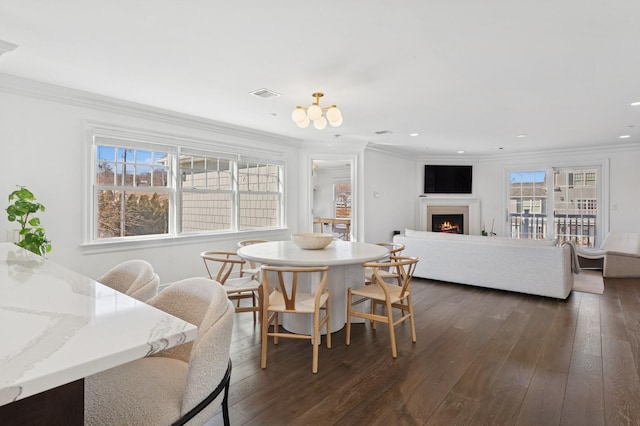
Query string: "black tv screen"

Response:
xmin=424 ymin=165 xmax=473 ymax=194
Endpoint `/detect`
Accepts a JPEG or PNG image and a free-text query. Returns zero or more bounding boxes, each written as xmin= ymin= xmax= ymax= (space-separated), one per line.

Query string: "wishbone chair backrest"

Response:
xmin=261 ymin=265 xmax=330 ymax=312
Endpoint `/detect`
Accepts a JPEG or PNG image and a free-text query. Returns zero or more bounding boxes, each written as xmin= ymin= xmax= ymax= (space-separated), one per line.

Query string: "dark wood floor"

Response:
xmin=209 ymin=276 xmax=640 ymax=425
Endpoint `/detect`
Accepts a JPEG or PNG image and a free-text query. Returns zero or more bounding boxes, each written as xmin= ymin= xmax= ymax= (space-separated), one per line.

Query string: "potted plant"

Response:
xmin=6 ymin=186 xmax=52 ymax=256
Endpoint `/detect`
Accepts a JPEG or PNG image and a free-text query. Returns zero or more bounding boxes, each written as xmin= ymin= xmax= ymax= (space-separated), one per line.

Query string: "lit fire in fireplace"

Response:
xmin=439 ymin=221 xmax=460 ymax=233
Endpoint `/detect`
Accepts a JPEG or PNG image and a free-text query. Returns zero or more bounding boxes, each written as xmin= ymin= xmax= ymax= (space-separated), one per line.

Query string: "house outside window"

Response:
xmin=333 ymin=183 xmax=351 ymax=218
xmin=508 ymin=167 xmax=600 ymax=247
xmin=90 ymin=130 xmax=284 ymax=243
xmin=553 ymin=168 xmax=598 ymax=247
xmin=508 ymin=171 xmax=547 ymax=240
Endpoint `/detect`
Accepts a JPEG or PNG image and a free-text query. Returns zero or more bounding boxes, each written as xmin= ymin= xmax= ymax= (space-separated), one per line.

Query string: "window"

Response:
xmin=333 ymin=183 xmax=351 ymax=218
xmin=238 ymin=161 xmax=282 ymax=230
xmin=507 ymin=167 xmax=600 ymax=247
xmin=180 ymin=154 xmax=234 ymax=232
xmin=553 ymin=168 xmax=599 ymax=247
xmin=90 ymin=130 xmax=284 ymax=243
xmin=96 ymin=146 xmax=170 ymax=238
xmin=508 ymin=171 xmax=548 ymax=240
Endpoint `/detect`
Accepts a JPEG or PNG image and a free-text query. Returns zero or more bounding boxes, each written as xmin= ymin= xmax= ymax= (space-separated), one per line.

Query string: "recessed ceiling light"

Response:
xmin=620 ymin=135 xmax=631 ymax=139
xmin=409 ymin=133 xmax=420 ymax=137
xmin=457 ymin=150 xmax=465 ymax=154
xmin=631 ymin=101 xmax=640 ymax=106
xmin=517 ymin=134 xmax=527 ymax=138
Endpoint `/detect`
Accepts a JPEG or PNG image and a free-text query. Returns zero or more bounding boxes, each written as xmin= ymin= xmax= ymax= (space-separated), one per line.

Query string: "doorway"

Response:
xmin=312 ymin=159 xmax=353 ymax=240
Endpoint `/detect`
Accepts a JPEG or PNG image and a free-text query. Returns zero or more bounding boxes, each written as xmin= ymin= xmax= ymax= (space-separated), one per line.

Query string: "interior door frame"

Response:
xmin=300 ymin=152 xmax=361 ymax=241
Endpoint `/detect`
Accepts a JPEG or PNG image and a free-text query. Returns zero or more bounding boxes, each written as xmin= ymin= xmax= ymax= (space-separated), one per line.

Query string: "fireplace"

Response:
xmin=432 ymin=214 xmax=464 ymax=234
xmin=420 ymin=199 xmax=477 ymax=235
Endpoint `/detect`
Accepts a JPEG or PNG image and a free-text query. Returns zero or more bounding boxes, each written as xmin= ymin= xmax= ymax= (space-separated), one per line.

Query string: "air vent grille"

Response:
xmin=0 ymin=40 xmax=18 ymax=56
xmin=249 ymin=88 xmax=281 ymax=99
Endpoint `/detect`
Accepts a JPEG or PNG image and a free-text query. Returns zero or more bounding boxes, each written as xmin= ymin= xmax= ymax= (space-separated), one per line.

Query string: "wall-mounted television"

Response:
xmin=424 ymin=165 xmax=473 ymax=194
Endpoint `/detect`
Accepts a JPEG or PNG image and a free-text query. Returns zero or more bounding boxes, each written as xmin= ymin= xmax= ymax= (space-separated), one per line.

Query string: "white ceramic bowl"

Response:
xmin=291 ymin=233 xmax=333 ymax=250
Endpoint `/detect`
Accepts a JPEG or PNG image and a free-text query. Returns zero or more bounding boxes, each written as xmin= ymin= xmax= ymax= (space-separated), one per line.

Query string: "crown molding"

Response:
xmin=365 ymin=142 xmax=419 ymax=159
xmin=0 ymin=72 xmax=302 ymax=149
xmin=367 ymin=134 xmax=640 ymax=163
xmin=473 ymin=141 xmax=640 ymax=162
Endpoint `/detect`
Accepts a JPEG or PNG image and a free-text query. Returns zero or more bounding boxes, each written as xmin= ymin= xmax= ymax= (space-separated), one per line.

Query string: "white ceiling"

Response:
xmin=1 ymin=1 xmax=640 ymax=156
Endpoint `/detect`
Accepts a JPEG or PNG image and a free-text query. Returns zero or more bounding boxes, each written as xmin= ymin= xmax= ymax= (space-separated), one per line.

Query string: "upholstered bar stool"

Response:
xmin=85 ymin=278 xmax=235 ymax=425
xmin=97 ymin=259 xmax=160 ymax=302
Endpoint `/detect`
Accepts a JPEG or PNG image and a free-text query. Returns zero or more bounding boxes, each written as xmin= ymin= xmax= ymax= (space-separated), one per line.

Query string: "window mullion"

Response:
xmin=232 ymin=160 xmax=239 ymax=231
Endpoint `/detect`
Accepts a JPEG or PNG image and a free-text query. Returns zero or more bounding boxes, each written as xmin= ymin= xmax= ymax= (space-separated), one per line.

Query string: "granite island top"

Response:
xmin=0 ymin=243 xmax=197 ymax=406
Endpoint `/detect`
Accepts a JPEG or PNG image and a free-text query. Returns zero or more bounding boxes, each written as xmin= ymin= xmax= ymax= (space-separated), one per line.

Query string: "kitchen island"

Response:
xmin=0 ymin=243 xmax=197 ymax=424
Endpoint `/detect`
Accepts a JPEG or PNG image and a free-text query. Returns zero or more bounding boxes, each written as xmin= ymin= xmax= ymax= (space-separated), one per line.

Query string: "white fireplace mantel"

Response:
xmin=418 ymin=197 xmax=481 ymax=235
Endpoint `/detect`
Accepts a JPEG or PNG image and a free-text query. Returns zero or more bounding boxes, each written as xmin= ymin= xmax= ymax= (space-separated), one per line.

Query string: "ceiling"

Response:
xmin=1 ymin=1 xmax=640 ymax=157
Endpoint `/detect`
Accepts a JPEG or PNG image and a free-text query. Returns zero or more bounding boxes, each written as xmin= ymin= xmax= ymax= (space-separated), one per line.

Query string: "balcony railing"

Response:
xmin=509 ymin=212 xmax=597 ymax=247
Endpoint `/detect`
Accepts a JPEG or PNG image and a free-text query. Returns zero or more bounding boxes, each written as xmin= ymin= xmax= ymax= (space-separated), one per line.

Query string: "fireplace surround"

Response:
xmin=418 ymin=197 xmax=480 ymax=235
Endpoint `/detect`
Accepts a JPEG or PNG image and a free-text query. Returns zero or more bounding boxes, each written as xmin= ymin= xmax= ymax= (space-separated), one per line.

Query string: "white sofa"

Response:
xmin=393 ymin=230 xmax=573 ymax=299
xmin=577 ymin=232 xmax=640 ymax=278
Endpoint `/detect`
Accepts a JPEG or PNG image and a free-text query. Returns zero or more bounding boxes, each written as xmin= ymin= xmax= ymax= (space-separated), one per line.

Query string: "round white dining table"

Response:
xmin=237 ymin=240 xmax=389 ymax=335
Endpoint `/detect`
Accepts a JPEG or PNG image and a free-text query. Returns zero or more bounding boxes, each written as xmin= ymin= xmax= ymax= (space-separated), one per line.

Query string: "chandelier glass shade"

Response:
xmin=291 ymin=92 xmax=343 ymax=129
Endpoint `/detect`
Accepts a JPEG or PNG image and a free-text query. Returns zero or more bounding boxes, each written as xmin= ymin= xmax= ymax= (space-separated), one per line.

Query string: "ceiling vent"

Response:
xmin=374 ymin=130 xmax=393 ymax=135
xmin=249 ymin=88 xmax=281 ymax=99
xmin=0 ymin=40 xmax=18 ymax=57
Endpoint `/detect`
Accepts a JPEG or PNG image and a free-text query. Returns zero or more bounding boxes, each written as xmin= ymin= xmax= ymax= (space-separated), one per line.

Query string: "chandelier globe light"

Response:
xmin=291 ymin=92 xmax=343 ymax=129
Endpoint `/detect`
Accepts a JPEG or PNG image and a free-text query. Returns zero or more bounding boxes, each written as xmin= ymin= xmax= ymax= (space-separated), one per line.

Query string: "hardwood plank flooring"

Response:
xmin=206 ymin=276 xmax=640 ymax=425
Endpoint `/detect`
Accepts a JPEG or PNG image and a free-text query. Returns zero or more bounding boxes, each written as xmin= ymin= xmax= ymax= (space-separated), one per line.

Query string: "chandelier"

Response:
xmin=291 ymin=92 xmax=343 ymax=130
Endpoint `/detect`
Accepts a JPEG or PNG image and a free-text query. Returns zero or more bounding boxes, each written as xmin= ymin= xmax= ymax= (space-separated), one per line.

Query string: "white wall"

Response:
xmin=606 ymin=148 xmax=640 ymax=232
xmin=313 ymin=143 xmax=640 ymax=247
xmin=0 ymin=75 xmax=299 ymax=283
xmin=362 ymin=148 xmax=417 ymax=243
xmin=421 ymin=146 xmax=640 ymax=244
xmin=4 ymin=75 xmax=639 ymax=284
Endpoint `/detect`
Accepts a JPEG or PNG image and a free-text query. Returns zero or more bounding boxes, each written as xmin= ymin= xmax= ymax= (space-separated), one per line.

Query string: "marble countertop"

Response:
xmin=0 ymin=243 xmax=198 ymax=406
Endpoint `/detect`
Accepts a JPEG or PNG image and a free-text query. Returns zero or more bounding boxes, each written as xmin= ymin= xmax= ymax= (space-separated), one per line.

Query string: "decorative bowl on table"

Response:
xmin=291 ymin=233 xmax=333 ymax=250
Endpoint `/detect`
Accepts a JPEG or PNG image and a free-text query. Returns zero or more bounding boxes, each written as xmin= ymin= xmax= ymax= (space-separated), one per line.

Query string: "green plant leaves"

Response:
xmin=5 ymin=186 xmax=51 ymax=257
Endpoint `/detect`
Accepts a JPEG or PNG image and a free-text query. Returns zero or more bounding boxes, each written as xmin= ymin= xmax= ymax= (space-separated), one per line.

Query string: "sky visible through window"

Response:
xmin=510 ymin=171 xmax=545 ymax=183
xmin=97 ymin=146 xmax=164 ymax=174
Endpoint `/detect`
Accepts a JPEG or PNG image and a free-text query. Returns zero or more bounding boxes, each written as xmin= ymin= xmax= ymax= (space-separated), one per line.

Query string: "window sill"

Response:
xmin=79 ymin=228 xmax=290 ymax=254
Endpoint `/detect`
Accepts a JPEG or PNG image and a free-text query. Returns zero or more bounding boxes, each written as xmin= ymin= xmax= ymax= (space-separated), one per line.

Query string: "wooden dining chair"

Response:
xmin=201 ymin=250 xmax=261 ymax=322
xmin=237 ymin=239 xmax=268 ymax=282
xmin=364 ymin=242 xmax=406 ymax=284
xmin=347 ymin=256 xmax=418 ymax=358
xmin=260 ymin=265 xmax=331 ymax=374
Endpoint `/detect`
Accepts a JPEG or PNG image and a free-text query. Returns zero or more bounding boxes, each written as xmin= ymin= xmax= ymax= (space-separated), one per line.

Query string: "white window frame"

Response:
xmin=504 ymin=159 xmax=609 ymax=247
xmin=82 ymin=122 xmax=286 ymax=248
